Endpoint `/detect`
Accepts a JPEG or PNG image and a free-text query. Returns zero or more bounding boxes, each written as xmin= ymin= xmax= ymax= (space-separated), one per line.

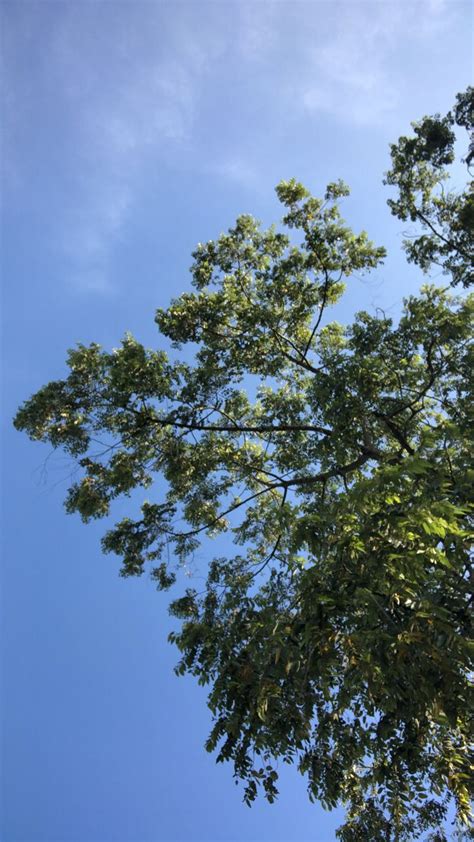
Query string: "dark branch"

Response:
xmin=133 ymin=408 xmax=333 ymax=437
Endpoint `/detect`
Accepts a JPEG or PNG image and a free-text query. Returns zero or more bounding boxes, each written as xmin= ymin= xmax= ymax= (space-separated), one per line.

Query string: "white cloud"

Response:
xmin=293 ymin=1 xmax=455 ymax=125
xmin=4 ymin=3 xmax=218 ymax=293
xmin=3 ymin=0 xmax=465 ymax=294
xmin=34 ymin=3 xmax=281 ymax=290
xmin=209 ymin=155 xmax=261 ymax=190
xmin=44 ymin=9 xmax=209 ymax=291
xmin=236 ymin=2 xmax=280 ymax=61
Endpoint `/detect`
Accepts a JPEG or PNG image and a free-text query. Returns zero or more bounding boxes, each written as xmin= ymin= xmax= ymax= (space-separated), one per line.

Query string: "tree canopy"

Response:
xmin=14 ymin=89 xmax=473 ymax=840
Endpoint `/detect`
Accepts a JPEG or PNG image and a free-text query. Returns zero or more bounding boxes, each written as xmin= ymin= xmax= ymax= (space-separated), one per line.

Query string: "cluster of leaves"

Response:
xmin=14 ymin=90 xmax=473 ymax=840
xmin=385 ymin=87 xmax=474 ymax=288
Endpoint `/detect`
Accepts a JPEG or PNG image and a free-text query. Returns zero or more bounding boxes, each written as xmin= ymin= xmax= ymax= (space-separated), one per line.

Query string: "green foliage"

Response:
xmin=385 ymin=86 xmax=474 ymax=288
xmin=14 ymin=91 xmax=473 ymax=840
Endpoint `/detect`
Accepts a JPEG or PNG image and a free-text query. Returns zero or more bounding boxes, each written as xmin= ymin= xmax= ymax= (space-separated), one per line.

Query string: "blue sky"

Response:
xmin=1 ymin=2 xmax=472 ymax=841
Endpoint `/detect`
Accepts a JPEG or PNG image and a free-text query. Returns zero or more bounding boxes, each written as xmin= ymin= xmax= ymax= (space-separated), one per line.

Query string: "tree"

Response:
xmin=14 ymin=89 xmax=473 ymax=840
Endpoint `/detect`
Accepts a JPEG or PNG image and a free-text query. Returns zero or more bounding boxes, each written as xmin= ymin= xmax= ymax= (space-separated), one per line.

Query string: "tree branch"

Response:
xmin=415 ymin=208 xmax=472 ymax=262
xmin=302 ymin=270 xmax=332 ymax=359
xmin=132 ymin=408 xmax=333 ymax=437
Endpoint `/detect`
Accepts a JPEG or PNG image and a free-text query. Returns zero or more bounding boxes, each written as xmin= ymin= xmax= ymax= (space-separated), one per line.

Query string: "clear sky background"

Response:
xmin=1 ymin=2 xmax=472 ymax=841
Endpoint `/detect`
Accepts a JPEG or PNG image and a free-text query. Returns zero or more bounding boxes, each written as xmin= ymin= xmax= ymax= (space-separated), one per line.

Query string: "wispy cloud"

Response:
xmin=297 ymin=1 xmax=455 ymax=125
xmin=3 ymin=0 xmax=465 ymax=293
xmin=210 ymin=156 xmax=260 ymax=190
xmin=4 ymin=3 xmax=216 ymax=292
xmin=235 ymin=2 xmax=280 ymax=62
xmin=48 ymin=10 xmax=211 ymax=291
